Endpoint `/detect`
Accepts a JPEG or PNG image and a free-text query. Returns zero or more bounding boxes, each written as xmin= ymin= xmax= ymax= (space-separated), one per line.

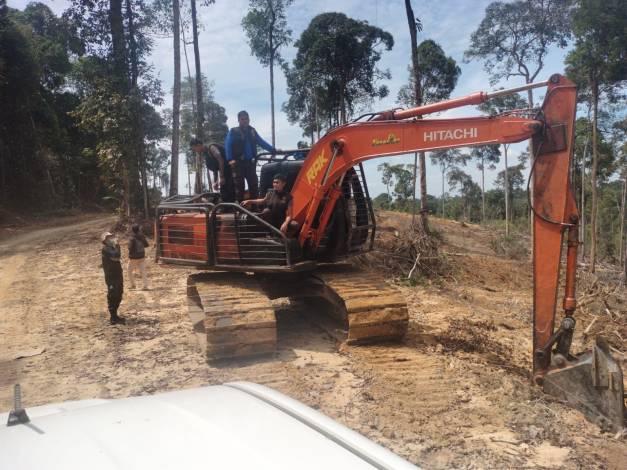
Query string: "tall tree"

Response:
xmin=447 ymin=168 xmax=482 ymax=221
xmin=464 ymin=0 xmax=571 ymax=106
xmin=470 ymin=145 xmax=500 ymax=222
xmin=429 ymin=149 xmax=469 ymax=216
xmin=465 ymin=0 xmax=571 ymax=236
xmin=402 ymin=0 xmax=423 ymax=226
xmin=242 ymin=0 xmax=292 ymax=147
xmin=565 ymin=0 xmax=627 ymax=272
xmin=478 ymin=91 xmax=527 ymax=235
xmin=188 ymin=0 xmax=215 ymax=193
xmin=284 ymin=12 xmax=393 ymax=127
xmin=171 ymin=0 xmax=181 ymax=196
xmin=397 ymin=39 xmax=460 ymax=224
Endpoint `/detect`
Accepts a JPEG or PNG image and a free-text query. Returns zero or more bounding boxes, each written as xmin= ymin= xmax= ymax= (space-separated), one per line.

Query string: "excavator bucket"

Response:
xmin=541 ymin=337 xmax=625 ymax=432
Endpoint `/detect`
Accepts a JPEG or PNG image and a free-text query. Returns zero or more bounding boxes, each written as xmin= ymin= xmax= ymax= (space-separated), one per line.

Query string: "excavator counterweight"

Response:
xmin=156 ymin=74 xmax=625 ymax=431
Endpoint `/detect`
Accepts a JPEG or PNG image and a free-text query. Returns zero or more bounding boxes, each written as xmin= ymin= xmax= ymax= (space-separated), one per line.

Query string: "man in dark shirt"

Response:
xmin=190 ymin=138 xmax=235 ymax=202
xmin=101 ymin=232 xmax=125 ymax=325
xmin=127 ymin=224 xmax=150 ymax=290
xmin=242 ymin=173 xmax=299 ymax=237
xmin=224 ymin=110 xmax=277 ymax=201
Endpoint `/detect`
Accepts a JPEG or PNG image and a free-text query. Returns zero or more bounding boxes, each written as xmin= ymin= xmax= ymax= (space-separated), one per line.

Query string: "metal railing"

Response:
xmin=209 ymin=202 xmax=295 ymax=269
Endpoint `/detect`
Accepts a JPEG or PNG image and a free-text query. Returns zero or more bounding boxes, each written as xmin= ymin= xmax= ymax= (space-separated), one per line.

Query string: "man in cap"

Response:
xmin=101 ymin=232 xmax=125 ymax=325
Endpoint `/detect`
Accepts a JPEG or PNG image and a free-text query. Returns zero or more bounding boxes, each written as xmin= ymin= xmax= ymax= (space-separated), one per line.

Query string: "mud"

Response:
xmin=0 ymin=212 xmax=625 ymax=469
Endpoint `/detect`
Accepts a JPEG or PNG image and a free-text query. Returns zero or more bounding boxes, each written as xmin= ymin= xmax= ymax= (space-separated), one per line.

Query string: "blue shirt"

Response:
xmin=224 ymin=126 xmax=275 ymax=162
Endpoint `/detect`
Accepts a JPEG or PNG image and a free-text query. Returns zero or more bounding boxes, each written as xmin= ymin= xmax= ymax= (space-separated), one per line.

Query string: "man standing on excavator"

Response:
xmin=225 ymin=110 xmax=277 ymax=201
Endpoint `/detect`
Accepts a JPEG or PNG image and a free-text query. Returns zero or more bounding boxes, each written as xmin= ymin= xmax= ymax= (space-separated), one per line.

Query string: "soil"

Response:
xmin=0 ymin=212 xmax=625 ymax=469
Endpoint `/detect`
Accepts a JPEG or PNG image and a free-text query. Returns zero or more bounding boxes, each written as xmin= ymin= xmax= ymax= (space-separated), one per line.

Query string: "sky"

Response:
xmin=9 ymin=0 xmax=573 ymax=197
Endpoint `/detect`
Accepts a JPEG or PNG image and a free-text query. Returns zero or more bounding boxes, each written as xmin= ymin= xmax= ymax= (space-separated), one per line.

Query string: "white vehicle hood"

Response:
xmin=0 ymin=382 xmax=418 ymax=470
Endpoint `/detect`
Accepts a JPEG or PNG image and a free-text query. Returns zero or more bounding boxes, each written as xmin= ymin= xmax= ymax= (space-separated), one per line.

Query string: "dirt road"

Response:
xmin=0 ymin=214 xmax=624 ymax=469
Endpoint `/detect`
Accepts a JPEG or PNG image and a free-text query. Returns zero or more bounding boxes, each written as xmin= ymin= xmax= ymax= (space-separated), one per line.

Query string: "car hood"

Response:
xmin=0 ymin=382 xmax=417 ymax=470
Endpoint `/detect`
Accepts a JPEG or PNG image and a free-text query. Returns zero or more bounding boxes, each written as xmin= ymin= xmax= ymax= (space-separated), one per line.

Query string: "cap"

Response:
xmin=101 ymin=232 xmax=114 ymax=243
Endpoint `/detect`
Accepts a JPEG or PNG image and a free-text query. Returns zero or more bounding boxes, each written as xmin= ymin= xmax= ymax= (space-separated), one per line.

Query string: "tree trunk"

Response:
xmin=270 ymin=54 xmax=276 ymax=148
xmin=589 ymin=80 xmax=599 ymax=272
xmin=481 ymin=156 xmax=485 ymax=223
xmin=580 ymin=134 xmax=588 ymax=263
xmin=405 ymin=0 xmax=429 ymax=231
xmin=411 ymin=152 xmax=418 ymax=226
xmin=170 ymin=0 xmax=181 ymax=196
xmin=190 ymin=0 xmax=205 ymax=194
xmin=503 ymin=144 xmax=510 ymax=236
xmin=125 ymin=0 xmax=148 ymax=217
xmin=441 ymin=169 xmax=445 ymax=216
xmin=620 ymin=178 xmax=626 ymax=263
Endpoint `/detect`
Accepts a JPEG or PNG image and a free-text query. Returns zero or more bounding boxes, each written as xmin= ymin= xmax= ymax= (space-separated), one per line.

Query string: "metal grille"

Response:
xmin=210 ymin=203 xmax=293 ymax=268
xmin=346 ymin=164 xmax=376 ymax=253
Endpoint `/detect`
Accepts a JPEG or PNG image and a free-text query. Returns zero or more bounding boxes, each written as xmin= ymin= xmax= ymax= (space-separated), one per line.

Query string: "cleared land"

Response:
xmin=0 ymin=212 xmax=625 ymax=469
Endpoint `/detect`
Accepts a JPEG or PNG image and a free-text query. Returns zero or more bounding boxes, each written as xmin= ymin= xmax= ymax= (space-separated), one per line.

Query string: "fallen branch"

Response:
xmin=583 ymin=316 xmax=598 ymax=335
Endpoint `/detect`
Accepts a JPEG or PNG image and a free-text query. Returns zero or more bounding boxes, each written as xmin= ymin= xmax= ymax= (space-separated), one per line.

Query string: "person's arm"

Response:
xmin=241 ymin=197 xmax=266 ymax=209
xmin=224 ymin=130 xmax=235 ymax=164
xmin=280 ymin=198 xmax=294 ymax=234
xmin=255 ymin=132 xmax=276 ymax=153
xmin=140 ymin=234 xmax=149 ymax=247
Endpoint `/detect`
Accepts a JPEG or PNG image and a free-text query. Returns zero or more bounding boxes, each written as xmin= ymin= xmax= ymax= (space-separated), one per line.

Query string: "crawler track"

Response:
xmin=188 ymin=265 xmax=409 ymax=360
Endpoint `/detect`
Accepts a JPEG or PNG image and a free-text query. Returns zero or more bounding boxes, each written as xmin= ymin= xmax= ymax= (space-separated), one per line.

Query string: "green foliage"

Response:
xmin=242 ymin=0 xmax=292 ymax=68
xmin=284 ymin=12 xmax=394 ymax=130
xmin=376 ymin=162 xmax=415 ymax=210
xmin=565 ymin=0 xmax=626 ymax=95
xmin=464 ymin=0 xmax=571 ymax=85
xmin=397 ymin=39 xmax=461 ymax=107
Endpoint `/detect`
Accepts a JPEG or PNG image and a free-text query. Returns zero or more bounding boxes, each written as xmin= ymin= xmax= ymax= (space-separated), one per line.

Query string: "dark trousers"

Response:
xmin=106 ymin=278 xmax=123 ymax=317
xmin=233 ymin=160 xmax=258 ymax=201
xmin=220 ymin=177 xmax=236 ymax=203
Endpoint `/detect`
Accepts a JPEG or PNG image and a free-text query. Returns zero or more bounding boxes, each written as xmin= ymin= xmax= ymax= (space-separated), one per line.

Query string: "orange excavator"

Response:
xmin=156 ymin=74 xmax=624 ymax=431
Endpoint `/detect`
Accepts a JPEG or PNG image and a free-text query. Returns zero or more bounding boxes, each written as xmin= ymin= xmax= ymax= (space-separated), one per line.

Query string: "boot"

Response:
xmin=110 ymin=313 xmax=126 ymax=325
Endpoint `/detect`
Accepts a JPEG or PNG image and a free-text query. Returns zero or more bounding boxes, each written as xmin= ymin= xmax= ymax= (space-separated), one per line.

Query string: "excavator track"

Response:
xmin=311 ymin=265 xmax=409 ymax=343
xmin=187 ymin=265 xmax=408 ymax=360
xmin=188 ymin=272 xmax=277 ymax=359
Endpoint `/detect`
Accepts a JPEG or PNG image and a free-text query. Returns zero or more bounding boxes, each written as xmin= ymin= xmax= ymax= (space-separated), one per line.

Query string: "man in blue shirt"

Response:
xmin=225 ymin=110 xmax=276 ymax=200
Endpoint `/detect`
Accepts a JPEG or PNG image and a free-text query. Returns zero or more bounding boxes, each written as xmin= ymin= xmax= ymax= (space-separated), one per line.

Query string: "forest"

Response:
xmin=0 ymin=0 xmax=625 ymax=272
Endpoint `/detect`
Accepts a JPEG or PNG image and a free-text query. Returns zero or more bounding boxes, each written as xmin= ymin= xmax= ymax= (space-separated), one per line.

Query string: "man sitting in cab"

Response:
xmin=241 ymin=173 xmax=300 ymax=237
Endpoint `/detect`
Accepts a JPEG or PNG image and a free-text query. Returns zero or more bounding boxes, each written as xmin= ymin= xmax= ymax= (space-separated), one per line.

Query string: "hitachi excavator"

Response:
xmin=156 ymin=74 xmax=624 ymax=431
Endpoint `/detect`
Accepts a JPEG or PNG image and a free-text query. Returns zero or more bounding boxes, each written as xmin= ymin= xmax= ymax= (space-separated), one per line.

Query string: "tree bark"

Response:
xmin=503 ymin=144 xmax=510 ymax=236
xmin=589 ymin=80 xmax=599 ymax=272
xmin=404 ymin=0 xmax=429 ymax=230
xmin=190 ymin=0 xmax=205 ymax=194
xmin=411 ymin=152 xmax=418 ymax=225
xmin=125 ymin=0 xmax=148 ymax=217
xmin=269 ymin=2 xmax=276 ymax=147
xmin=481 ymin=155 xmax=485 ymax=223
xmin=619 ymin=178 xmax=626 ymax=263
xmin=580 ymin=134 xmax=588 ymax=263
xmin=170 ymin=0 xmax=181 ymax=197
xmin=109 ymin=0 xmax=136 ymax=216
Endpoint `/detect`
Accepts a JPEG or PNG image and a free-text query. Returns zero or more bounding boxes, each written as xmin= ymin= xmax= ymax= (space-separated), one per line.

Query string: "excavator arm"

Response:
xmin=291 ymin=74 xmax=624 ymax=431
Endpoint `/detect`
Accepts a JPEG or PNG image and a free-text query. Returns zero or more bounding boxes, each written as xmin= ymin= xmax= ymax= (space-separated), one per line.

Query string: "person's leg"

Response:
xmin=232 ymin=162 xmax=245 ymax=201
xmin=127 ymin=259 xmax=136 ymax=288
xmin=245 ymin=161 xmax=259 ymax=199
xmin=139 ymin=258 xmax=148 ymax=289
xmin=110 ymin=279 xmax=125 ymax=324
